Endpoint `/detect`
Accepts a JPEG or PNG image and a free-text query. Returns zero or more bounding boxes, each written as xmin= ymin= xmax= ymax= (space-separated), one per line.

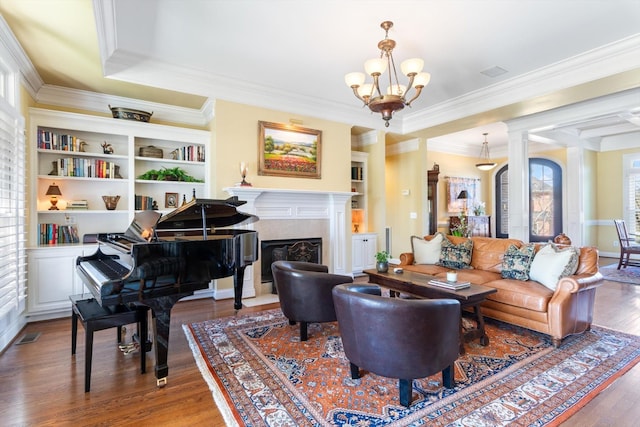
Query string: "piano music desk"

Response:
xmin=70 ymin=295 xmax=150 ymax=392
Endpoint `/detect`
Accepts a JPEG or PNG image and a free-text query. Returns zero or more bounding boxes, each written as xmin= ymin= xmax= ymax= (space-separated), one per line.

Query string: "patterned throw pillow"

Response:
xmin=438 ymin=238 xmax=473 ymax=269
xmin=529 ymin=243 xmax=579 ymax=290
xmin=411 ymin=232 xmax=444 ymax=264
xmin=501 ymin=244 xmax=535 ymax=280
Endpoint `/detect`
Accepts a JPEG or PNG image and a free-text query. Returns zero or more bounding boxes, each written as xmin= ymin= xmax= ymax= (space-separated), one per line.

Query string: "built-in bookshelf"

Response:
xmin=29 ymin=108 xmax=211 ymax=247
xmin=351 ymin=151 xmax=368 ymax=232
xmin=27 ymin=108 xmax=211 ymax=319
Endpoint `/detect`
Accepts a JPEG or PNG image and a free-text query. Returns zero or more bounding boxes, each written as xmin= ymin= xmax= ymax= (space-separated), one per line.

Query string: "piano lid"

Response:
xmin=155 ymin=197 xmax=258 ymax=230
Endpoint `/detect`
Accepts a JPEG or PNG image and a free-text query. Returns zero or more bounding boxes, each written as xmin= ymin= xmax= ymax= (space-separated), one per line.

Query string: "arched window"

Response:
xmin=495 ymin=158 xmax=563 ymax=241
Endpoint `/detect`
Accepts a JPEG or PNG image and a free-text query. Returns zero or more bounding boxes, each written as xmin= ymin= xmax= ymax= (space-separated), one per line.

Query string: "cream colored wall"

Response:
xmin=212 ymin=100 xmax=352 ymax=196
xmin=385 ymin=150 xmax=423 ymax=256
xmin=596 ymin=148 xmax=640 ymax=254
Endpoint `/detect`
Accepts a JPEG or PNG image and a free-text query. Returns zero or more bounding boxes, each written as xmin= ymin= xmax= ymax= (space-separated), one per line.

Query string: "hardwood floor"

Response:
xmin=1 ymin=259 xmax=639 ymax=426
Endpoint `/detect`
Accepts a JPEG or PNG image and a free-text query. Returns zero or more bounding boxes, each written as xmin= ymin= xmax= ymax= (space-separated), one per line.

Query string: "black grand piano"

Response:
xmin=76 ymin=197 xmax=258 ymax=386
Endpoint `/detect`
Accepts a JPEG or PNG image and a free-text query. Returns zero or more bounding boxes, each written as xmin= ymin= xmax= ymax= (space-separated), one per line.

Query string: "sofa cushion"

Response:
xmin=484 ymin=278 xmax=554 ymax=312
xmin=470 ymin=237 xmax=523 ymax=273
xmin=529 ymin=243 xmax=579 ymax=290
xmin=439 ymin=238 xmax=473 ymax=269
xmin=402 ymin=263 xmax=449 ymax=276
xmin=411 ymin=232 xmax=444 ymax=264
xmin=501 ymin=243 xmax=535 ymax=281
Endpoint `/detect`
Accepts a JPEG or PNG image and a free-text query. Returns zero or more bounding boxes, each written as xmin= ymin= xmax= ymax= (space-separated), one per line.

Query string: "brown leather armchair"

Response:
xmin=332 ymin=283 xmax=460 ymax=407
xmin=271 ymin=260 xmax=353 ymax=341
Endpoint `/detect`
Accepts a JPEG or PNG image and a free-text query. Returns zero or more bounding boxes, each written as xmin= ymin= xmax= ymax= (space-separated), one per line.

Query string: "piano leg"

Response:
xmin=233 ymin=266 xmax=247 ymax=311
xmin=143 ymin=293 xmax=192 ymax=387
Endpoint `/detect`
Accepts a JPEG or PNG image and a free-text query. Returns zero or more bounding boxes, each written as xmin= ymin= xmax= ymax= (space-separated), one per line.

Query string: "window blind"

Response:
xmin=0 ymin=96 xmax=26 ymax=322
xmin=625 ymin=161 xmax=640 ymax=236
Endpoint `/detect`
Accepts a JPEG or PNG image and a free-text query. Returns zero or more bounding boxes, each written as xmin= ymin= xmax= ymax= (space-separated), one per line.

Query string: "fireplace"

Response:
xmin=261 ymin=238 xmax=322 ymax=291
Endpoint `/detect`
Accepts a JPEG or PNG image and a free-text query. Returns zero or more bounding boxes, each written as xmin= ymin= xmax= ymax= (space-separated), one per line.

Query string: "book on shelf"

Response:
xmin=66 ymin=200 xmax=88 ymax=210
xmin=39 ymin=223 xmax=80 ymax=245
xmin=428 ymin=279 xmax=471 ymax=290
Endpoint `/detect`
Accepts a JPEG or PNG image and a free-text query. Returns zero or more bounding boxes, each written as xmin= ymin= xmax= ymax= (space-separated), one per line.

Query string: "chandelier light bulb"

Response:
xmin=413 ymin=72 xmax=431 ymax=88
xmin=400 ymin=58 xmax=424 ymax=76
xmin=364 ymin=58 xmax=387 ymax=76
xmin=345 ymin=72 xmax=365 ymax=88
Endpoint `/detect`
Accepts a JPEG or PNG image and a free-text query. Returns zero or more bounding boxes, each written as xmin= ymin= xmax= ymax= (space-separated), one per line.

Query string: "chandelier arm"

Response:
xmin=405 ymin=85 xmax=423 ymax=106
xmin=349 ymin=86 xmax=366 ymax=103
xmin=403 ymin=73 xmax=416 ymax=102
xmin=371 ymin=73 xmax=383 ymax=98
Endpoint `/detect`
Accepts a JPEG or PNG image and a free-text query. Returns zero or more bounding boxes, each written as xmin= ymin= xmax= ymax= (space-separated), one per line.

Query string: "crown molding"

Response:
xmin=36 ymin=85 xmax=211 ymax=127
xmin=401 ymin=34 xmax=640 ymax=135
xmin=351 ymin=130 xmax=380 ymax=149
xmin=387 ymin=138 xmax=420 ymax=156
xmin=0 ymin=15 xmax=43 ymax=100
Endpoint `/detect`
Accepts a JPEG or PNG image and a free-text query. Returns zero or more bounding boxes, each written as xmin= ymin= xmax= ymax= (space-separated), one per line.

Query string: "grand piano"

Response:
xmin=76 ymin=197 xmax=258 ymax=386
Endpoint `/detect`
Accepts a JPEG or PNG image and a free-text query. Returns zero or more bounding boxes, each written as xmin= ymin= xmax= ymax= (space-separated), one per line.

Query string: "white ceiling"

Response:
xmin=4 ymin=0 xmax=640 ymax=152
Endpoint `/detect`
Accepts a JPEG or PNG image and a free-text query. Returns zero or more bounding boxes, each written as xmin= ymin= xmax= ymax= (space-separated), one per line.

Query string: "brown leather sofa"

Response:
xmin=398 ymin=236 xmax=604 ymax=346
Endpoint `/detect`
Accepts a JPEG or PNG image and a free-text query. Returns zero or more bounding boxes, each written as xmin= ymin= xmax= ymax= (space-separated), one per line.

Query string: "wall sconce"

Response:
xmin=457 ymin=190 xmax=469 ymax=215
xmin=46 ymin=183 xmax=62 ymax=210
xmin=239 ymin=162 xmax=252 ymax=187
xmin=352 ymin=209 xmax=364 ymax=233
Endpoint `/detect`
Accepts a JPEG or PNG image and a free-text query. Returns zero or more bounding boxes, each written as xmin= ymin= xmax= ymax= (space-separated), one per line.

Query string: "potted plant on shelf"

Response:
xmin=375 ymin=250 xmax=391 ymax=273
xmin=137 ymin=166 xmax=203 ymax=182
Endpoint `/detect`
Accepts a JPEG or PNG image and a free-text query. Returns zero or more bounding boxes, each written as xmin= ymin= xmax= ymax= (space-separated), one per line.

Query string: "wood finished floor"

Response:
xmin=1 ymin=259 xmax=639 ymax=426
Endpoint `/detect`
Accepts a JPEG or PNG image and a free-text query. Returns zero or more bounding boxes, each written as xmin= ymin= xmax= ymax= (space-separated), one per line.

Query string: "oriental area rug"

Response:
xmin=599 ymin=264 xmax=640 ymax=285
xmin=183 ymin=309 xmax=640 ymax=426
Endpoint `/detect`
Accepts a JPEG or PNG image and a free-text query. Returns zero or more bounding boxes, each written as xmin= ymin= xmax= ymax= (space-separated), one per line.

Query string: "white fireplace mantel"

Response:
xmin=223 ymin=187 xmax=353 ymax=297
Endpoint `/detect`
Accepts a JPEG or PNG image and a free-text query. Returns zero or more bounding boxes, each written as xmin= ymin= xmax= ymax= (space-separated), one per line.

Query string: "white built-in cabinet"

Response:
xmin=352 ymin=233 xmax=377 ymax=275
xmin=26 ymin=108 xmax=210 ymax=319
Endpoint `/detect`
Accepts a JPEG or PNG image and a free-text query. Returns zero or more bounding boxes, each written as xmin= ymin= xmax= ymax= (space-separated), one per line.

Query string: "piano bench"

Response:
xmin=70 ymin=295 xmax=150 ymax=392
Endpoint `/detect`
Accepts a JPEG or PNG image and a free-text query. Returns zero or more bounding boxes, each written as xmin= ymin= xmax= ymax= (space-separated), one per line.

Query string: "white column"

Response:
xmin=507 ymin=130 xmax=529 ymax=241
xmin=565 ymin=145 xmax=584 ymax=246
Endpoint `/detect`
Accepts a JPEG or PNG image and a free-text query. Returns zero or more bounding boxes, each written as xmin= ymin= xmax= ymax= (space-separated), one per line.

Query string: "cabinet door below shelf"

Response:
xmin=352 ymin=233 xmax=377 ymax=275
xmin=27 ymin=246 xmax=92 ymax=320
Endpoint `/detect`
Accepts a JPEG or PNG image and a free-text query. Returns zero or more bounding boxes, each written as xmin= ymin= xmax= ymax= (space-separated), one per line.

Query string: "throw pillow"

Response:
xmin=501 ymin=244 xmax=535 ymax=281
xmin=411 ymin=233 xmax=444 ymax=264
xmin=529 ymin=243 xmax=579 ymax=290
xmin=439 ymin=237 xmax=473 ymax=269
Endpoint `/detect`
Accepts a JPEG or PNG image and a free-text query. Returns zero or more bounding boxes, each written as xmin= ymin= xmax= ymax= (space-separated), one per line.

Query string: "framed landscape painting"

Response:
xmin=258 ymin=121 xmax=321 ymax=179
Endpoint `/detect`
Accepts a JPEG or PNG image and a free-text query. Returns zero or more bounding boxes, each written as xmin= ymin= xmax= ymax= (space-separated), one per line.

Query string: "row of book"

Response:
xmin=428 ymin=279 xmax=471 ymax=290
xmin=38 ymin=223 xmax=80 ymax=245
xmin=171 ymin=145 xmax=205 ymax=162
xmin=37 ymin=130 xmax=85 ymax=152
xmin=49 ymin=158 xmax=121 ymax=179
xmin=135 ymin=195 xmax=156 ymax=210
xmin=351 ymin=166 xmax=364 ymax=181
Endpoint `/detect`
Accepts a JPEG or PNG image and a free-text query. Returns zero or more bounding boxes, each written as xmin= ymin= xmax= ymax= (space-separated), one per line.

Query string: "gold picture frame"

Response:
xmin=165 ymin=192 xmax=179 ymax=208
xmin=258 ymin=121 xmax=321 ymax=179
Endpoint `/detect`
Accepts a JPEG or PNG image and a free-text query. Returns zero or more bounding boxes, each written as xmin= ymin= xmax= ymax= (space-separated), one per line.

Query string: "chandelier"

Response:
xmin=476 ymin=133 xmax=497 ymax=171
xmin=345 ymin=21 xmax=431 ymax=127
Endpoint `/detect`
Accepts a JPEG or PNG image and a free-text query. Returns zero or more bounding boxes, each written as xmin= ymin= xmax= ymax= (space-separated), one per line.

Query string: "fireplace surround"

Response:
xmin=223 ymin=187 xmax=353 ymax=299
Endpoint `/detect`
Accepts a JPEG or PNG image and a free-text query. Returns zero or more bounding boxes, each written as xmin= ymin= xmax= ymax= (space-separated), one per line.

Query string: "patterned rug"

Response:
xmin=599 ymin=264 xmax=640 ymax=285
xmin=183 ymin=309 xmax=640 ymax=426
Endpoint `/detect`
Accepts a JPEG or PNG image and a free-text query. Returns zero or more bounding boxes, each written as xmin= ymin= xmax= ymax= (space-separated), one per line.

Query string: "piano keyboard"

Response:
xmin=82 ymin=257 xmax=132 ymax=283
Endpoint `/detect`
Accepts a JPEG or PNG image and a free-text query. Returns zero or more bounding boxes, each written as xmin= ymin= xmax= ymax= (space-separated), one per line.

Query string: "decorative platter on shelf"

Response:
xmin=109 ymin=105 xmax=153 ymax=122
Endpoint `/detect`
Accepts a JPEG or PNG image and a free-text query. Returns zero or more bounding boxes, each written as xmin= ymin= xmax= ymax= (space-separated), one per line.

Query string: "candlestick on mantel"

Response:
xmin=239 ymin=162 xmax=252 ymax=186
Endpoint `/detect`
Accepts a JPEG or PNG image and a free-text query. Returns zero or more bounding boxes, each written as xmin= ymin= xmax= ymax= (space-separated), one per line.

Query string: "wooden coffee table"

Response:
xmin=364 ymin=269 xmax=497 ymax=354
